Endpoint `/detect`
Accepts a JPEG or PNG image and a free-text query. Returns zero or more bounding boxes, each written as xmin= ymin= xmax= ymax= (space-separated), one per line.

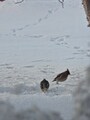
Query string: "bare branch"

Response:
xmin=0 ymin=0 xmax=5 ymax=2
xmin=58 ymin=0 xmax=64 ymax=8
xmin=14 ymin=0 xmax=24 ymax=4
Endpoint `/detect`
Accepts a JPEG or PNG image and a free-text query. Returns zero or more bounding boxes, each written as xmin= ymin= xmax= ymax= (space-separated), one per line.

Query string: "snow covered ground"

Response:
xmin=0 ymin=0 xmax=90 ymax=120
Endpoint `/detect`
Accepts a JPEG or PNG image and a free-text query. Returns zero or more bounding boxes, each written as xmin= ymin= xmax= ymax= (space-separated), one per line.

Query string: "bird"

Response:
xmin=40 ymin=79 xmax=50 ymax=92
xmin=52 ymin=69 xmax=70 ymax=84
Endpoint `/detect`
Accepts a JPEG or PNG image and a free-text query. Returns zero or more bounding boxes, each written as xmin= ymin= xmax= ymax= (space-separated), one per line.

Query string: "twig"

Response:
xmin=58 ymin=0 xmax=64 ymax=8
xmin=14 ymin=0 xmax=24 ymax=4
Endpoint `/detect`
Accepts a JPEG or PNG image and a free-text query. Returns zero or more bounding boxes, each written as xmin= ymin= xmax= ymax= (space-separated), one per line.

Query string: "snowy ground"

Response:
xmin=0 ymin=0 xmax=90 ymax=120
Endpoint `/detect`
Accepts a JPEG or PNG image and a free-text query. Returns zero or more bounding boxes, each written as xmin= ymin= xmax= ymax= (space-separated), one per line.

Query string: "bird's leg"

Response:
xmin=56 ymin=81 xmax=59 ymax=84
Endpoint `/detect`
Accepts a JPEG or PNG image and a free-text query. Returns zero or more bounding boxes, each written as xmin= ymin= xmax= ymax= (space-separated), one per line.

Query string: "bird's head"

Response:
xmin=67 ymin=69 xmax=70 ymax=75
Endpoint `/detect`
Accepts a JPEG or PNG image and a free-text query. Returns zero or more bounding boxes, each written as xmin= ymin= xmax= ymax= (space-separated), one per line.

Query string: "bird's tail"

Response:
xmin=52 ymin=78 xmax=56 ymax=82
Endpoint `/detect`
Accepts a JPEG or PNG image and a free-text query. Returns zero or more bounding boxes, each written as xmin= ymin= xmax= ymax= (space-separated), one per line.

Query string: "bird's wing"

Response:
xmin=56 ymin=73 xmax=63 ymax=78
xmin=53 ymin=73 xmax=63 ymax=81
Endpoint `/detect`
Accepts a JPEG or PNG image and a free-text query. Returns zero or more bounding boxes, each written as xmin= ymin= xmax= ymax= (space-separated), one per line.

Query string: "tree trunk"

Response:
xmin=82 ymin=0 xmax=90 ymax=27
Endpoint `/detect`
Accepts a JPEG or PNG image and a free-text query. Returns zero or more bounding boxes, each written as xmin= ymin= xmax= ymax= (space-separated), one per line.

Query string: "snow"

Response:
xmin=0 ymin=100 xmax=63 ymax=120
xmin=0 ymin=0 xmax=90 ymax=120
xmin=73 ymin=67 xmax=90 ymax=120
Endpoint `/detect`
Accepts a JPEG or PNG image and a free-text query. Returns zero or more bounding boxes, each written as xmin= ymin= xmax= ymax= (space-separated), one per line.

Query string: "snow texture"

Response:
xmin=0 ymin=0 xmax=90 ymax=120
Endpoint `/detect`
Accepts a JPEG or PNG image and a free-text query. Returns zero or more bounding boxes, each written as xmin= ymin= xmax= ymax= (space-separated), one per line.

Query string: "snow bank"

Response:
xmin=73 ymin=67 xmax=90 ymax=120
xmin=0 ymin=100 xmax=63 ymax=120
xmin=0 ymin=101 xmax=16 ymax=120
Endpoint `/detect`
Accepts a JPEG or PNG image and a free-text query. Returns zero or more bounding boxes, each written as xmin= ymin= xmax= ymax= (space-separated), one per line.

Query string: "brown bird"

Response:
xmin=40 ymin=79 xmax=50 ymax=92
xmin=52 ymin=69 xmax=70 ymax=84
